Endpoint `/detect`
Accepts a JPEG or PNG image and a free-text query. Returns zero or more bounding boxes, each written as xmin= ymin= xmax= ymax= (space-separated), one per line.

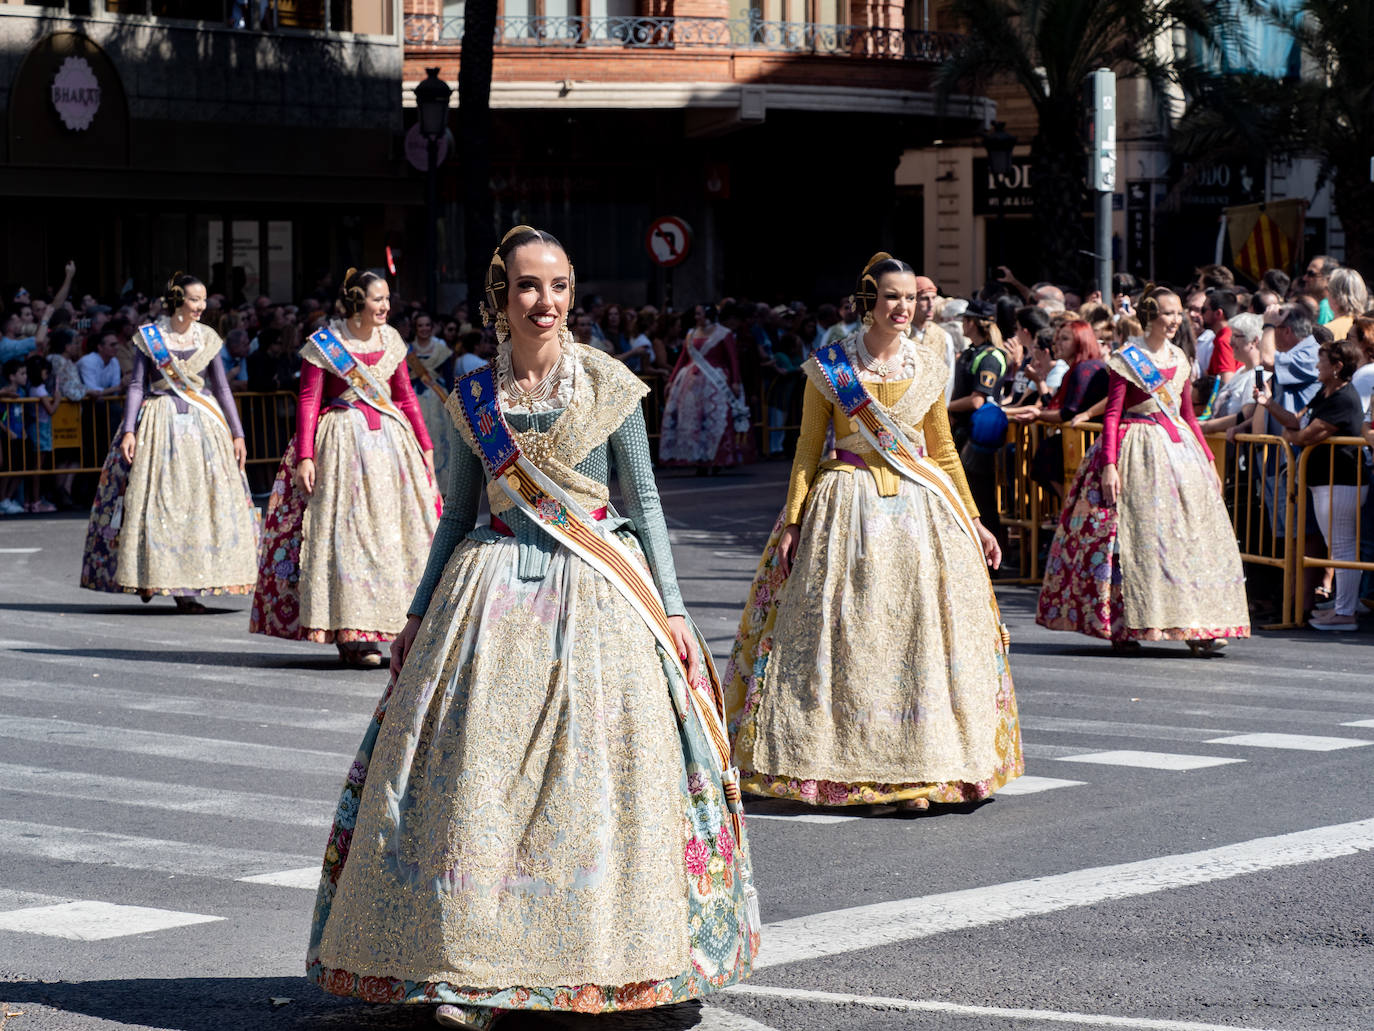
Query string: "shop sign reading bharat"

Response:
xmin=51 ymin=56 xmax=101 ymax=131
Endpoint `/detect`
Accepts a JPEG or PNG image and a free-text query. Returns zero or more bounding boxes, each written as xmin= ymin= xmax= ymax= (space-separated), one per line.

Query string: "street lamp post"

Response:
xmin=414 ymin=67 xmax=453 ymax=317
xmin=982 ymin=120 xmax=1017 ymax=276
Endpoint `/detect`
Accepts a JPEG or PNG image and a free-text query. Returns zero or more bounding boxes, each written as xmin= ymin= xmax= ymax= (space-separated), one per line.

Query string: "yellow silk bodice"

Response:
xmin=783 ymin=377 xmax=979 ymax=525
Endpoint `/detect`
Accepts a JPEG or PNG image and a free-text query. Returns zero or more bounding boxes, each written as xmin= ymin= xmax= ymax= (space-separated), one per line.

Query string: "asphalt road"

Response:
xmin=1 ymin=460 xmax=1372 ymax=1031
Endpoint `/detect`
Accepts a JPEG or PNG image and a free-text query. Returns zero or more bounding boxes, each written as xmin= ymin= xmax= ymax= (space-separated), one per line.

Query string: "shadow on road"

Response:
xmin=1 ymin=979 xmax=720 ymax=1030
xmin=0 ymin=601 xmax=244 ymax=617
xmin=9 ymin=646 xmax=357 ymax=673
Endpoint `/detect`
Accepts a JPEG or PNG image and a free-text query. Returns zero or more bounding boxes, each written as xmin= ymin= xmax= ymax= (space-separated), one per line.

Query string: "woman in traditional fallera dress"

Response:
xmin=724 ymin=254 xmax=1023 ymax=811
xmin=407 ymin=310 xmax=459 ymax=498
xmin=1036 ymin=287 xmax=1250 ymax=653
xmin=658 ymin=304 xmax=752 ymax=472
xmin=80 ymin=273 xmax=259 ymax=611
xmin=307 ymin=228 xmax=759 ymax=1029
xmin=249 ymin=269 xmax=441 ymax=667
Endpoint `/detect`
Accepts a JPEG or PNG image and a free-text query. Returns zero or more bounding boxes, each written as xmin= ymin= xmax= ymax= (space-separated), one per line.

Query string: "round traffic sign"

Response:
xmin=645 ymin=216 xmax=692 ymax=268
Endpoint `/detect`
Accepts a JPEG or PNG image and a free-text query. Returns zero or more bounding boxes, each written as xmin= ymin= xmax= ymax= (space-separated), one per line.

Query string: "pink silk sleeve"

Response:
xmin=1179 ymin=379 xmax=1213 ymax=460
xmin=389 ymin=362 xmax=433 ymax=451
xmin=295 ymin=362 xmax=324 ymax=461
xmin=1100 ymin=371 xmax=1128 ymax=466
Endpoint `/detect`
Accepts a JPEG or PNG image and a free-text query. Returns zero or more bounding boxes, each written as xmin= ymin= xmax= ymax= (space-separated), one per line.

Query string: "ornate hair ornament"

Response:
xmin=854 ymin=251 xmax=894 ymax=316
xmin=341 ymin=267 xmax=369 ymax=315
xmin=165 ymin=270 xmax=187 ymax=310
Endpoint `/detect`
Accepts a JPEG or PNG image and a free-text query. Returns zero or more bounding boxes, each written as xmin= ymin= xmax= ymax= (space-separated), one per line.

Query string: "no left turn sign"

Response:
xmin=645 ymin=216 xmax=692 ymax=268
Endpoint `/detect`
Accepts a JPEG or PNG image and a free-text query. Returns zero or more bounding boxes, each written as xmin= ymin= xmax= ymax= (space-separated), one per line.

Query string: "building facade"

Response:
xmin=400 ymin=0 xmax=992 ymax=308
xmin=895 ymin=0 xmax=1342 ymax=298
xmin=1 ymin=0 xmax=406 ymax=302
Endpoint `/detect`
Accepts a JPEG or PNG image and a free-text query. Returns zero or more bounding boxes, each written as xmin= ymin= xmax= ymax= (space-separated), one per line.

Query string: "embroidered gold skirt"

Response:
xmin=308 ymin=532 xmax=757 ymax=1014
xmin=82 ymin=394 xmax=259 ymax=596
xmin=294 ymin=407 xmax=439 ymax=640
xmin=725 ymin=467 xmax=1023 ymax=806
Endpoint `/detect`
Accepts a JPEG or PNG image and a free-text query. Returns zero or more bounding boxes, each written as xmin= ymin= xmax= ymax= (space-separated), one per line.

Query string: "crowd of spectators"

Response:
xmin=6 ymin=252 xmax=1374 ymax=629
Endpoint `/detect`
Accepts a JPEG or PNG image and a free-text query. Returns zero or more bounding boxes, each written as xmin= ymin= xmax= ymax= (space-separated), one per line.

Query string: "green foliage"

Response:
xmin=1175 ymin=0 xmax=1374 ymax=270
xmin=936 ymin=0 xmax=1234 ymax=282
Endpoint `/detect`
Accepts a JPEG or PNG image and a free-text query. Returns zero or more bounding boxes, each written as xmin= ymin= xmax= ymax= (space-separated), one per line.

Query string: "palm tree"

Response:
xmin=1174 ymin=1 xmax=1374 ymax=273
xmin=459 ymin=0 xmax=499 ymax=298
xmin=935 ymin=0 xmax=1230 ymax=284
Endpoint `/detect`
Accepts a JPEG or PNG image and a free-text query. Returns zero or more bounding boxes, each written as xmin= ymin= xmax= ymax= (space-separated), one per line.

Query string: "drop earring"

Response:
xmin=862 ymin=311 xmax=875 ymax=328
xmin=494 ymin=311 xmax=510 ymax=339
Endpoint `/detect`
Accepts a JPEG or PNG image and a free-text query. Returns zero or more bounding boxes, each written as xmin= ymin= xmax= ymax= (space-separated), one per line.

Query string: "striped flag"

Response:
xmin=1225 ymin=199 xmax=1306 ymax=284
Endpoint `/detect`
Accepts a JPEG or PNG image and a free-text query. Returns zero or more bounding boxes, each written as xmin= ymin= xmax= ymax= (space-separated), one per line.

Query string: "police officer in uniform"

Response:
xmin=947 ymin=299 xmax=1011 ymax=552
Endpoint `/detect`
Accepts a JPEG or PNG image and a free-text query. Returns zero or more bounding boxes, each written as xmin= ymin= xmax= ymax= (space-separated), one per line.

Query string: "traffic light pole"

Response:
xmin=1096 ymin=187 xmax=1111 ymax=310
xmin=1086 ymin=67 xmax=1116 ymax=307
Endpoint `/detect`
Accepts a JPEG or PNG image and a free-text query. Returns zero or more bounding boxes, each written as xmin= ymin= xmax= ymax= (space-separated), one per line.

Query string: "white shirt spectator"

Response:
xmin=454 ymin=352 xmax=487 ymax=377
xmin=1350 ymin=362 xmax=1374 ymax=418
xmin=1194 ymin=329 xmax=1216 ymax=380
xmin=1045 ymin=358 xmax=1070 ymax=395
xmin=77 ymin=351 xmax=121 ymax=392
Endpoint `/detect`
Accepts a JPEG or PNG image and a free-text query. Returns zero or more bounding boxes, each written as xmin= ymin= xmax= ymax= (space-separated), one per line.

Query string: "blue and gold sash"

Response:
xmin=453 ymin=364 xmax=754 ymax=895
xmin=137 ymin=323 xmax=229 ymax=433
xmin=1118 ymin=343 xmax=1191 ymax=438
xmin=305 ymin=326 xmax=409 ymax=429
xmin=813 ymin=340 xmax=978 ymax=544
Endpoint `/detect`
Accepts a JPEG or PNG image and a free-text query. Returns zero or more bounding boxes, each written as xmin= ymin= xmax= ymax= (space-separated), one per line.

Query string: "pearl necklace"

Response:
xmin=858 ymin=332 xmax=905 ymax=379
xmin=501 ymin=345 xmax=566 ymax=409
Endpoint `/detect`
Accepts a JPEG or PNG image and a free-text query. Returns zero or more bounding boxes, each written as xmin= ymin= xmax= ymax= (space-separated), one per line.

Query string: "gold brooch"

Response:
xmin=469 ymin=380 xmax=482 ymax=400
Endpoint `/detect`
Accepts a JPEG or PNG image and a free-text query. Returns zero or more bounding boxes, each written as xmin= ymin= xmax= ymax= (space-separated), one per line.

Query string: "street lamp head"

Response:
xmin=415 ymin=67 xmax=453 ymax=139
xmin=982 ymin=120 xmax=1017 ymax=178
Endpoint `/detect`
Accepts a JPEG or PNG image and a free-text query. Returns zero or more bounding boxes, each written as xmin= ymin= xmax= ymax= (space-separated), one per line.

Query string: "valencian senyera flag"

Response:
xmin=1225 ymin=199 xmax=1306 ymax=284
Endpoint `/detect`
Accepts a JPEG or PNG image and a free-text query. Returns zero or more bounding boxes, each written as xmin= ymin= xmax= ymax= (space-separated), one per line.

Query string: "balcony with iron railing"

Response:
xmin=404 ymin=11 xmax=959 ymax=61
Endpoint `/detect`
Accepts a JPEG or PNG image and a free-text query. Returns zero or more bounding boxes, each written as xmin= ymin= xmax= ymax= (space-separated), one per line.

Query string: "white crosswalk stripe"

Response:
xmin=0 ymin=818 xmax=316 ymax=881
xmin=1206 ymin=732 xmax=1374 ymax=751
xmin=1 ymin=636 xmax=1369 ymax=948
xmin=0 ymin=714 xmax=351 ymax=772
xmin=1054 ymin=750 xmax=1247 ymax=771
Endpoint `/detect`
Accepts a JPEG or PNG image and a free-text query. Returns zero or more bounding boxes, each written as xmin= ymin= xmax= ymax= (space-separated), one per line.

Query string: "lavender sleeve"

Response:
xmin=121 ymin=352 xmax=149 ymax=436
xmin=204 ymin=356 xmax=245 ymax=438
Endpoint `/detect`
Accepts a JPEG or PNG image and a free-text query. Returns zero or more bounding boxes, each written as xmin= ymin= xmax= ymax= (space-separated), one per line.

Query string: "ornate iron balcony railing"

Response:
xmin=404 ymin=12 xmax=960 ymax=61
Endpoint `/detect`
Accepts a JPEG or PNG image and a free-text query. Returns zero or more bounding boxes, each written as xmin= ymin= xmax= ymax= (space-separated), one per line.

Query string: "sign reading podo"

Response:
xmin=645 ymin=216 xmax=692 ymax=268
xmin=51 ymin=56 xmax=101 ymax=131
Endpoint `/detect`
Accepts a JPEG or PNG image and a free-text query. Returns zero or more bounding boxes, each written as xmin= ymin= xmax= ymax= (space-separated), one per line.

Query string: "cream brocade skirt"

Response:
xmin=82 ymin=394 xmax=259 ymax=595
xmin=308 ymin=532 xmax=757 ymax=1012
xmin=297 ymin=407 xmax=439 ymax=638
xmin=728 ymin=466 xmax=1023 ymax=805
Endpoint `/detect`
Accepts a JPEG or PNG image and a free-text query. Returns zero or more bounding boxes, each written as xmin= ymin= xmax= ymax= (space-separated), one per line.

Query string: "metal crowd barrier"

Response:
xmin=991 ymin=419 xmax=1371 ymax=632
xmin=1292 ymin=435 xmax=1373 ymax=628
xmin=0 ymin=392 xmax=300 ymax=480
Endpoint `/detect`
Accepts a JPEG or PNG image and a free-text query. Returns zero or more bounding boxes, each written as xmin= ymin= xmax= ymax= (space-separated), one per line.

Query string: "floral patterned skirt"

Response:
xmin=249 ymin=407 xmax=440 ymax=643
xmin=307 ymin=531 xmax=758 ymax=1016
xmin=80 ymin=396 xmax=259 ymax=597
xmin=1036 ymin=425 xmax=1250 ymax=642
xmin=722 ymin=468 xmax=1023 ymax=807
xmin=658 ymin=367 xmax=744 ymax=467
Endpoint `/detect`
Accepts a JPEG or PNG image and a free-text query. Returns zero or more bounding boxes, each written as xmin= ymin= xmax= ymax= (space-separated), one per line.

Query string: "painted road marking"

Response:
xmin=729 ymin=985 xmax=1293 ymax=1031
xmin=1053 ymin=750 xmax=1245 ymax=771
xmin=746 ymin=813 xmax=857 ymax=825
xmin=0 ymin=819 xmax=315 ymax=881
xmin=238 ymin=867 xmax=321 ymax=889
xmin=1341 ymin=718 xmax=1374 ymax=728
xmin=1205 ymin=732 xmax=1373 ymax=751
xmin=995 ymin=775 xmax=1086 ymax=796
xmin=0 ymin=762 xmax=331 ymax=827
xmin=754 ymin=817 xmax=1374 ymax=970
xmin=0 ymin=716 xmax=351 ymax=773
xmin=0 ymin=678 xmax=363 ymax=734
xmin=0 ymin=548 xmax=41 ymax=554
xmin=0 ymin=900 xmax=222 ymax=941
xmin=1022 ymin=715 xmax=1235 ymax=742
